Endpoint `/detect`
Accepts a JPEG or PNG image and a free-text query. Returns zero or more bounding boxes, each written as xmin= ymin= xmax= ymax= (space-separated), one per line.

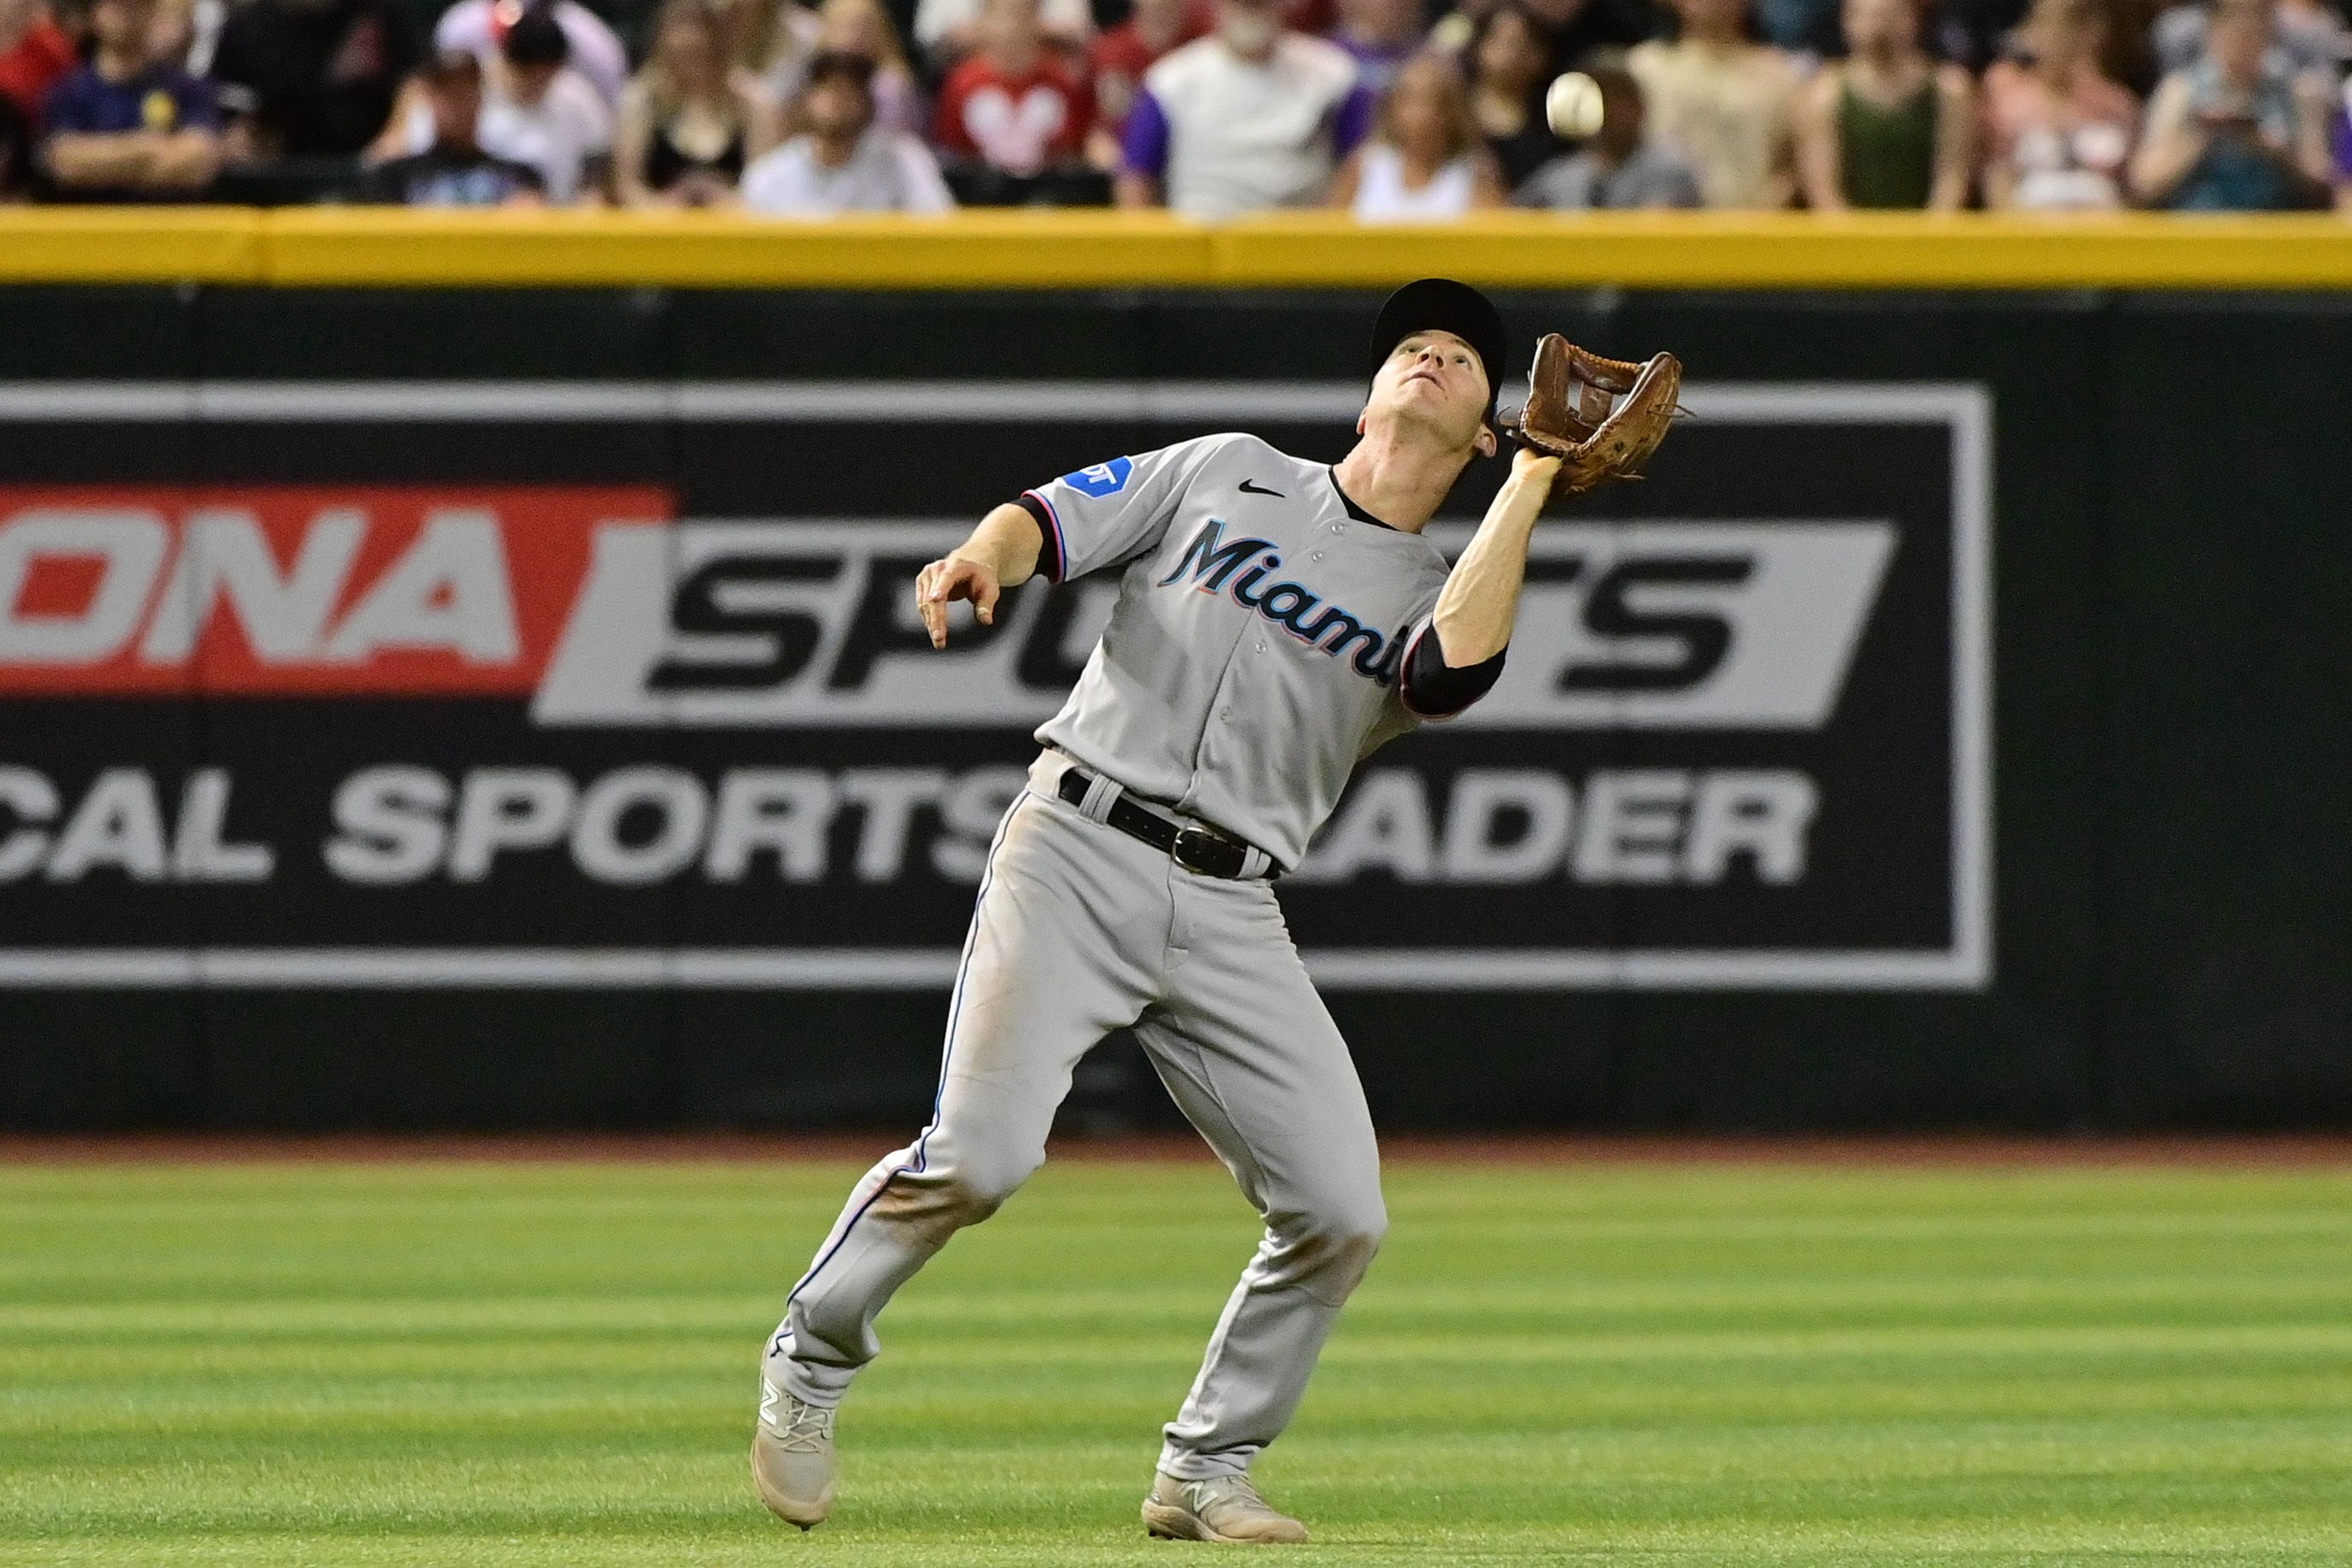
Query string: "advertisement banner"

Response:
xmin=0 ymin=380 xmax=1987 ymax=988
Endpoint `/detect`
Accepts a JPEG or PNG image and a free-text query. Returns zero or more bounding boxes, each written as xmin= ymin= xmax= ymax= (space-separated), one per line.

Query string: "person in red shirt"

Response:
xmin=1086 ymin=0 xmax=1206 ymax=157
xmin=0 ymin=0 xmax=80 ymax=131
xmin=933 ymin=0 xmax=1092 ymax=176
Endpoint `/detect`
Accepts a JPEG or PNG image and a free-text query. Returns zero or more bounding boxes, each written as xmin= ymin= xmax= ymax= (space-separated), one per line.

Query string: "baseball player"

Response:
xmin=752 ymin=280 xmax=1677 ymax=1543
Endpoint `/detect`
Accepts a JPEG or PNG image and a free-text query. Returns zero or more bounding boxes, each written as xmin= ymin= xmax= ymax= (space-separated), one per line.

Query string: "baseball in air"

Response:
xmin=1545 ymin=71 xmax=1605 ymax=138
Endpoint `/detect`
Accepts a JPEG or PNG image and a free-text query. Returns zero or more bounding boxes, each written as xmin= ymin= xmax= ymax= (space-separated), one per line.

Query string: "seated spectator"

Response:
xmin=814 ymin=0 xmax=924 ymax=136
xmin=2129 ymin=0 xmax=2333 ymax=207
xmin=209 ymin=0 xmax=421 ymax=159
xmin=1515 ymin=56 xmax=1703 ymax=201
xmin=934 ymin=0 xmax=1093 ymax=177
xmin=714 ymin=0 xmax=821 ymax=108
xmin=1795 ymin=0 xmax=1975 ymax=207
xmin=0 ymin=83 xmax=27 ymax=194
xmin=1980 ymin=0 xmax=2137 ymax=207
xmin=1628 ymin=0 xmax=1801 ymax=207
xmin=2153 ymin=0 xmax=2347 ymax=80
xmin=1754 ymin=0 xmax=1839 ymax=53
xmin=1465 ymin=8 xmax=1556 ymax=164
xmin=616 ymin=0 xmax=774 ymax=205
xmin=2337 ymin=77 xmax=2350 ymax=209
xmin=915 ymin=0 xmax=1089 ymax=68
xmin=740 ymin=47 xmax=955 ymax=209
xmin=1330 ymin=50 xmax=1506 ymax=215
xmin=1328 ymin=0 xmax=1428 ymax=89
xmin=1467 ymin=3 xmax=1566 ymax=186
xmin=1090 ymin=0 xmax=1209 ymax=162
xmin=1117 ymin=0 xmax=1375 ymax=215
xmin=0 ymin=0 xmax=80 ymax=133
xmin=363 ymin=48 xmax=543 ymax=202
xmin=434 ymin=0 xmax=627 ymax=103
xmin=475 ymin=2 xmax=611 ymax=202
xmin=1527 ymin=0 xmax=1664 ymax=80
xmin=40 ymin=0 xmax=221 ymax=197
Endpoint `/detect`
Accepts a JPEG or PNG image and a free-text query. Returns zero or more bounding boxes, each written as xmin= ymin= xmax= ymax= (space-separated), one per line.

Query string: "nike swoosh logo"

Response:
xmin=1239 ymin=479 xmax=1285 ymax=497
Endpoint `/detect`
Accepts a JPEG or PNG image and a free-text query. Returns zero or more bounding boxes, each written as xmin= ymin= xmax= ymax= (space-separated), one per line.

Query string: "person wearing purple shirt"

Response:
xmin=42 ymin=0 xmax=220 ymax=196
xmin=2334 ymin=91 xmax=2352 ymax=209
xmin=1117 ymin=0 xmax=1376 ymax=216
xmin=1326 ymin=0 xmax=1424 ymax=91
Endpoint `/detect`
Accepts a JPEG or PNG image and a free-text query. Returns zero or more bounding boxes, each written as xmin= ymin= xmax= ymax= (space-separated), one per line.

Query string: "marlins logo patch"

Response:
xmin=1061 ymin=457 xmax=1133 ymax=498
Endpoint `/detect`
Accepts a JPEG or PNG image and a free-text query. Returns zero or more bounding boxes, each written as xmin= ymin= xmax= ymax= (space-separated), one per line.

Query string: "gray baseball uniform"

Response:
xmin=764 ymin=432 xmax=1493 ymax=1481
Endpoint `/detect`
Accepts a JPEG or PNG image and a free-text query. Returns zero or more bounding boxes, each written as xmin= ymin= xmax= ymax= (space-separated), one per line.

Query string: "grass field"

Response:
xmin=3 ymin=1151 xmax=2350 ymax=1566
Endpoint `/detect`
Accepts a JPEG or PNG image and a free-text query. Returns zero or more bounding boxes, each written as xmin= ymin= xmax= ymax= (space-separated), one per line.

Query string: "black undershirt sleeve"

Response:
xmin=1401 ymin=627 xmax=1506 ymax=718
xmin=1011 ymin=492 xmax=1063 ymax=581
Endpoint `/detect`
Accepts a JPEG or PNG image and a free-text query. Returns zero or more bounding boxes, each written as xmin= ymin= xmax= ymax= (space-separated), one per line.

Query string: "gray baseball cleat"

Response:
xmin=751 ymin=1382 xmax=836 ymax=1530
xmin=1141 ymin=1471 xmax=1311 ymax=1544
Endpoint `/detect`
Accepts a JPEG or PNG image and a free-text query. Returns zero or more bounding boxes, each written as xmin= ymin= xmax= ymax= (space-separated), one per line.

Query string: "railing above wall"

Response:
xmin=5 ymin=208 xmax=2352 ymax=291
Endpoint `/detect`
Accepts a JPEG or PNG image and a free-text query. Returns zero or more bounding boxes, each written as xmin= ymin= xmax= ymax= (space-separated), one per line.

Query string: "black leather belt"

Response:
xmin=1056 ymin=766 xmax=1270 ymax=880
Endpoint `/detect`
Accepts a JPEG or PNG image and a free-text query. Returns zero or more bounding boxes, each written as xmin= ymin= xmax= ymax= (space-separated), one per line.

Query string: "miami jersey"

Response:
xmin=1023 ymin=433 xmax=1466 ymax=869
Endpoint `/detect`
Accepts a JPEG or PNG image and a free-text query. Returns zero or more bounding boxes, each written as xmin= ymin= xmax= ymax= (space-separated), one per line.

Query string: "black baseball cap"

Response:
xmin=1370 ymin=278 xmax=1506 ymax=429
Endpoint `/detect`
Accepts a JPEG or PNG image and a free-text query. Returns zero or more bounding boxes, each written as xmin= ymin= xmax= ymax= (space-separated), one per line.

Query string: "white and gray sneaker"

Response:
xmin=1141 ymin=1471 xmax=1311 ymax=1544
xmin=751 ymin=1382 xmax=837 ymax=1530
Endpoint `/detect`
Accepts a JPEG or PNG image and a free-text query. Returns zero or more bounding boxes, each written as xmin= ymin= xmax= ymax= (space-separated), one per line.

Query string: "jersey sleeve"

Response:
xmin=1020 ymin=437 xmax=1220 ymax=582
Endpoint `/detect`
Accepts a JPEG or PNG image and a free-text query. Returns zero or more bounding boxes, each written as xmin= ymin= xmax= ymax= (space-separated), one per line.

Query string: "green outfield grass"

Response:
xmin=2 ymin=1152 xmax=2349 ymax=1566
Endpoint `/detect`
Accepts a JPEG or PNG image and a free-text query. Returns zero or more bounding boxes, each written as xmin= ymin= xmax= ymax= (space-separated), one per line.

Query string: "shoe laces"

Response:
xmin=769 ymin=1394 xmax=835 ymax=1453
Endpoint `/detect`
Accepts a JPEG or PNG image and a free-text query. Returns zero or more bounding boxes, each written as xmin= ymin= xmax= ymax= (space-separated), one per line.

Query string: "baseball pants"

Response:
xmin=764 ymin=751 xmax=1387 ymax=1480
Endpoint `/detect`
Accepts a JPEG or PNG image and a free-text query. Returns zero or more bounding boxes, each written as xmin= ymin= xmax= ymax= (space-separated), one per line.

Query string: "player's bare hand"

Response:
xmin=1510 ymin=447 xmax=1565 ymax=489
xmin=917 ymin=555 xmax=1001 ymax=648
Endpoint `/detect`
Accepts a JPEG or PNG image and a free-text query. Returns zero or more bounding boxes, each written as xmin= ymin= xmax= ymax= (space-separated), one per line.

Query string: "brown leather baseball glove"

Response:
xmin=1507 ymin=334 xmax=1683 ymax=498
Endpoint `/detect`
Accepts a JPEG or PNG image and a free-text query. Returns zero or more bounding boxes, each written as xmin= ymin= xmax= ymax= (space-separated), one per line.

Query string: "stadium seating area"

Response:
xmin=0 ymin=0 xmax=2346 ymax=215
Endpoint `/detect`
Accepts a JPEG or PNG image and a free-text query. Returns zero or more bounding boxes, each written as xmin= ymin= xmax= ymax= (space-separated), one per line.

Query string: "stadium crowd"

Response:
xmin=0 ymin=0 xmax=2345 ymax=212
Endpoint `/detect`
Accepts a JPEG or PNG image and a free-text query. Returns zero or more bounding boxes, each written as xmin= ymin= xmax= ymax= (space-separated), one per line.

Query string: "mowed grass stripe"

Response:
xmin=2 ymin=1159 xmax=2349 ymax=1566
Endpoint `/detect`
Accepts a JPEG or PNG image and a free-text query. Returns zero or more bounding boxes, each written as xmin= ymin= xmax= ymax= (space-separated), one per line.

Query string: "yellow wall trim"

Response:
xmin=5 ymin=208 xmax=2352 ymax=290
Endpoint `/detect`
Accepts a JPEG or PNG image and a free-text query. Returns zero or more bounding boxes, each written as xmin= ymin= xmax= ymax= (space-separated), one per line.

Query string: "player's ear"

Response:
xmin=1356 ymin=406 xmax=1370 ymax=436
xmin=1475 ymin=423 xmax=1498 ymax=458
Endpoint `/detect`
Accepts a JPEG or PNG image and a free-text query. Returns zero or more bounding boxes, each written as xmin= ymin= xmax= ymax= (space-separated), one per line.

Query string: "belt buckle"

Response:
xmin=1170 ymin=829 xmax=1234 ymax=879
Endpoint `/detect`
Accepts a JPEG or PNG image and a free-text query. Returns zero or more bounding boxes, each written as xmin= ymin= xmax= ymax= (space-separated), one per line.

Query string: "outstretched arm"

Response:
xmin=916 ymin=503 xmax=1046 ymax=648
xmin=1428 ymin=447 xmax=1563 ymax=668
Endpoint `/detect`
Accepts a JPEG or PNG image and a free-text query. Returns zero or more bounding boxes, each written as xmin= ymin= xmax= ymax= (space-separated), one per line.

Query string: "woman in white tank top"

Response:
xmin=1329 ymin=53 xmax=1507 ymax=221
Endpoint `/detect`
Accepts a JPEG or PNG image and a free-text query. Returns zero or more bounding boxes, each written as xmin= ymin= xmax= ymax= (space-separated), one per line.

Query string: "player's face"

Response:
xmin=1369 ymin=330 xmax=1492 ymax=453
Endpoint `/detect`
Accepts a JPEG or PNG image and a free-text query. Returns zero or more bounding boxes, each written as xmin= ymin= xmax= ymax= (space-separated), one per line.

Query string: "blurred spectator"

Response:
xmin=1329 ymin=50 xmax=1506 ymax=214
xmin=1089 ymin=0 xmax=1208 ymax=162
xmin=740 ymin=46 xmax=955 ymax=208
xmin=1328 ymin=0 xmax=1428 ymax=89
xmin=1628 ymin=0 xmax=1801 ymax=206
xmin=1515 ymin=56 xmax=1703 ymax=199
xmin=1117 ymin=0 xmax=1375 ymax=215
xmin=1795 ymin=0 xmax=1974 ymax=206
xmin=2337 ymin=75 xmax=2351 ymax=207
xmin=815 ymin=0 xmax=923 ymax=134
xmin=209 ymin=0 xmax=421 ymax=159
xmin=1467 ymin=3 xmax=1566 ymax=184
xmin=713 ymin=0 xmax=820 ymax=106
xmin=41 ymin=0 xmax=221 ymax=196
xmin=934 ymin=0 xmax=1093 ymax=175
xmin=2153 ymin=0 xmax=2348 ymax=79
xmin=616 ymin=0 xmax=774 ymax=204
xmin=0 ymin=0 xmax=79 ymax=132
xmin=473 ymin=1 xmax=611 ymax=201
xmin=1979 ymin=0 xmax=2137 ymax=206
xmin=1933 ymin=0 xmax=2032 ymax=71
xmin=2129 ymin=0 xmax=2333 ymax=206
xmin=915 ymin=0 xmax=1089 ymax=67
xmin=434 ymin=0 xmax=628 ymax=103
xmin=0 ymin=91 xmax=26 ymax=194
xmin=1527 ymin=0 xmax=1665 ymax=81
xmin=1755 ymin=0 xmax=1840 ymax=53
xmin=362 ymin=49 xmax=544 ymax=201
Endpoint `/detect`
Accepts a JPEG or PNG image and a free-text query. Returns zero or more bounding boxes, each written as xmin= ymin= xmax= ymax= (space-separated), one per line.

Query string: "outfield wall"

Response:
xmin=2 ymin=217 xmax=2350 ymax=1132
